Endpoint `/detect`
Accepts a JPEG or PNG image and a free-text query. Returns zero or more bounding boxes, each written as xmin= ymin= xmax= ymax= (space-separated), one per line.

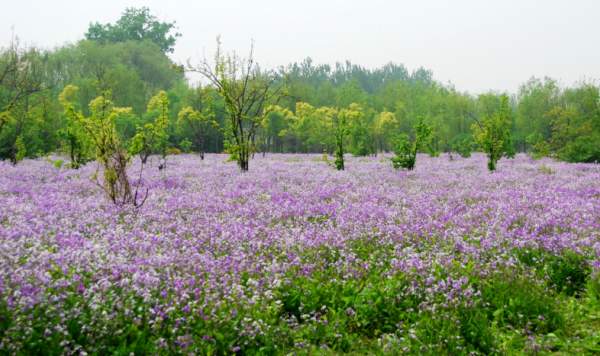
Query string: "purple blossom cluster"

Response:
xmin=0 ymin=153 xmax=599 ymax=351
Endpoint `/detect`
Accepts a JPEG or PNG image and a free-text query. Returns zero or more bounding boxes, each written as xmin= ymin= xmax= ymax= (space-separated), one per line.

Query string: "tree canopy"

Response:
xmin=85 ymin=7 xmax=181 ymax=53
xmin=0 ymin=8 xmax=599 ymax=168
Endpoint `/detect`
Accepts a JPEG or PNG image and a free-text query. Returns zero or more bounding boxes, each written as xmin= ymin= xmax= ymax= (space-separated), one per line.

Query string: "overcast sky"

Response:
xmin=1 ymin=0 xmax=599 ymax=93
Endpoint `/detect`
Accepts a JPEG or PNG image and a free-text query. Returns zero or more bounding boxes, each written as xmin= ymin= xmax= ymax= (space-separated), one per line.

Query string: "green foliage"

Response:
xmin=332 ymin=104 xmax=365 ymax=169
xmin=0 ymin=40 xmax=49 ymax=163
xmin=479 ymin=272 xmax=563 ymax=333
xmin=58 ymin=85 xmax=91 ymax=168
xmin=50 ymin=39 xmax=183 ymax=115
xmin=85 ymin=7 xmax=181 ymax=53
xmin=52 ymin=159 xmax=64 ymax=169
xmin=344 ymin=103 xmax=373 ymax=156
xmin=391 ymin=134 xmax=414 ymax=169
xmin=259 ymin=105 xmax=293 ymax=153
xmin=391 ymin=117 xmax=433 ymax=170
xmin=546 ymin=84 xmax=600 ymax=163
xmin=450 ymin=133 xmax=474 ymax=158
xmin=1 ymin=14 xmax=600 ymax=162
xmin=59 ymin=85 xmax=145 ymax=206
xmin=557 ymin=133 xmax=600 ymax=163
xmin=192 ymin=38 xmax=283 ymax=171
xmin=130 ymin=90 xmax=170 ymax=165
xmin=526 ymin=132 xmax=550 ymax=159
xmin=515 ymin=78 xmax=559 ymax=150
xmin=284 ymin=102 xmax=335 ymax=154
xmin=545 ymin=251 xmax=591 ymax=296
xmin=13 ymin=135 xmax=26 ymax=163
xmin=588 ymin=273 xmax=600 ymax=304
xmin=177 ymin=100 xmax=218 ymax=158
xmin=472 ymin=95 xmax=514 ymax=171
xmin=179 ymin=138 xmax=192 ymax=153
xmin=372 ymin=111 xmax=399 ymax=152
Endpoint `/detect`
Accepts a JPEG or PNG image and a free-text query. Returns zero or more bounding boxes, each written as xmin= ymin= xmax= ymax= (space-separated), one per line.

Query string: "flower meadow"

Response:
xmin=1 ymin=154 xmax=599 ymax=355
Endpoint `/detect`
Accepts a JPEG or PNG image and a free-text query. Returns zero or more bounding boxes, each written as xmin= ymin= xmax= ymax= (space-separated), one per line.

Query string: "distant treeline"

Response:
xmin=1 ymin=7 xmax=598 ymax=164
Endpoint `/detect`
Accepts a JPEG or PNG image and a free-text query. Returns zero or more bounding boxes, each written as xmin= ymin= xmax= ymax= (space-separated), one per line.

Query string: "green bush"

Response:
xmin=545 ymin=251 xmax=591 ymax=296
xmin=479 ymin=272 xmax=563 ymax=333
xmin=558 ymin=133 xmax=600 ymax=163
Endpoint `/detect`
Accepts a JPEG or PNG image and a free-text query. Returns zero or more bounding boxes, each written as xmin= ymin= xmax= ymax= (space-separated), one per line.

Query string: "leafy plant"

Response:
xmin=59 ymin=85 xmax=148 ymax=206
xmin=450 ymin=133 xmax=474 ymax=158
xmin=472 ymin=95 xmax=515 ymax=171
xmin=545 ymin=251 xmax=590 ymax=296
xmin=179 ymin=138 xmax=192 ymax=153
xmin=13 ymin=135 xmax=26 ymax=164
xmin=129 ymin=91 xmax=170 ymax=168
xmin=58 ymin=86 xmax=91 ymax=168
xmin=526 ymin=133 xmax=550 ymax=159
xmin=177 ymin=104 xmax=218 ymax=160
xmin=391 ymin=117 xmax=433 ymax=170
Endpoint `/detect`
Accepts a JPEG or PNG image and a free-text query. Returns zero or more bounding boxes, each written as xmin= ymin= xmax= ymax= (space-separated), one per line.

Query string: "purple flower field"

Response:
xmin=1 ymin=154 xmax=599 ymax=354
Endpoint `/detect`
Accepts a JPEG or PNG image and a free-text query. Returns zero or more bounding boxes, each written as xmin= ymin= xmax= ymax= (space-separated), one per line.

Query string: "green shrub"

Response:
xmin=587 ymin=272 xmax=600 ymax=304
xmin=546 ymin=251 xmax=590 ymax=296
xmin=479 ymin=272 xmax=563 ymax=333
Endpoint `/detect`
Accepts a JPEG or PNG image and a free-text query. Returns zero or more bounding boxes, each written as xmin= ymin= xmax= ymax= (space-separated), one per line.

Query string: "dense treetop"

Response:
xmin=85 ymin=7 xmax=181 ymax=53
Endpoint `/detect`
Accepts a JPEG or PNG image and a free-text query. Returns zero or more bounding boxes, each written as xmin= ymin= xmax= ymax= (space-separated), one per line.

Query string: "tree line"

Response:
xmin=1 ymin=7 xmax=599 ymax=174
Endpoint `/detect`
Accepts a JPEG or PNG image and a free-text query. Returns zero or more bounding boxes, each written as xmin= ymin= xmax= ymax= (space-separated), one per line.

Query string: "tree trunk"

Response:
xmin=239 ymin=156 xmax=249 ymax=171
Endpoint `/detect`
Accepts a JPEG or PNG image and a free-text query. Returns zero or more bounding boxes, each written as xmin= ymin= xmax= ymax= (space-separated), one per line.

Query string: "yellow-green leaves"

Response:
xmin=0 ymin=111 xmax=13 ymax=132
xmin=58 ymin=85 xmax=91 ymax=168
xmin=58 ymin=85 xmax=140 ymax=205
xmin=14 ymin=135 xmax=26 ymax=163
xmin=472 ymin=95 xmax=514 ymax=171
xmin=147 ymin=90 xmax=169 ymax=131
xmin=130 ymin=91 xmax=170 ymax=163
xmin=373 ymin=111 xmax=399 ymax=152
xmin=177 ymin=104 xmax=218 ymax=158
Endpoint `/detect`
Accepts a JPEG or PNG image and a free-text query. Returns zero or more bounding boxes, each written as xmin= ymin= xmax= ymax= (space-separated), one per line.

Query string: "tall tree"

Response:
xmin=515 ymin=77 xmax=559 ymax=151
xmin=547 ymin=83 xmax=600 ymax=162
xmin=0 ymin=38 xmax=47 ymax=162
xmin=130 ymin=91 xmax=170 ymax=166
xmin=177 ymin=100 xmax=218 ymax=159
xmin=189 ymin=38 xmax=284 ymax=171
xmin=259 ymin=105 xmax=293 ymax=154
xmin=85 ymin=7 xmax=181 ymax=53
xmin=391 ymin=117 xmax=433 ymax=170
xmin=472 ymin=95 xmax=515 ymax=171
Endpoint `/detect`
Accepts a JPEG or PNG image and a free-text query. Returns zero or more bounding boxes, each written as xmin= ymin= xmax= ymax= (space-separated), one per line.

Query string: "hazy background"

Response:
xmin=1 ymin=0 xmax=599 ymax=93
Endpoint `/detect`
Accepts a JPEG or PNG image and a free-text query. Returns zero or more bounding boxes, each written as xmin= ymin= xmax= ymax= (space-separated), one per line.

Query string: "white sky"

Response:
xmin=1 ymin=0 xmax=599 ymax=94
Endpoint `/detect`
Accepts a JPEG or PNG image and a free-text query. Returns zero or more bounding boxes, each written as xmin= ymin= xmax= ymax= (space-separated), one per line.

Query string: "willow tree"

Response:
xmin=189 ymin=38 xmax=284 ymax=171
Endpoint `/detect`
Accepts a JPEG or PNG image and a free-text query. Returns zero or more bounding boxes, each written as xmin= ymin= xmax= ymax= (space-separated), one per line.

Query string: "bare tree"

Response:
xmin=189 ymin=37 xmax=284 ymax=171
